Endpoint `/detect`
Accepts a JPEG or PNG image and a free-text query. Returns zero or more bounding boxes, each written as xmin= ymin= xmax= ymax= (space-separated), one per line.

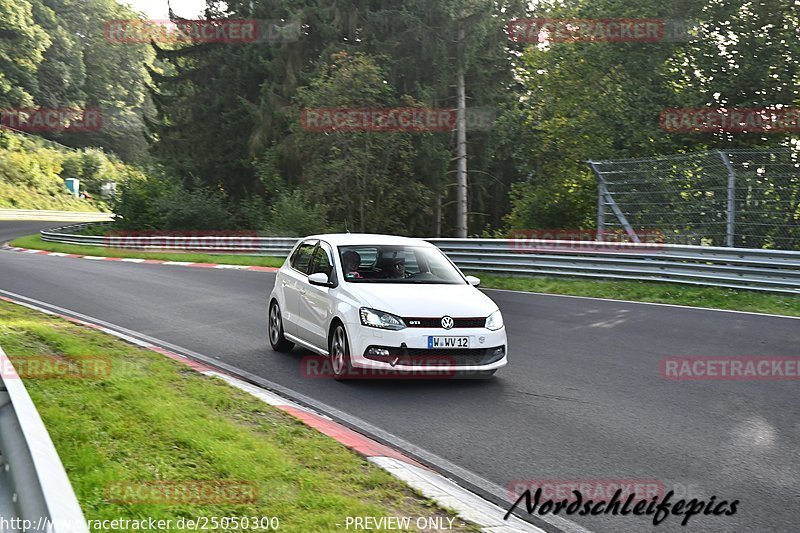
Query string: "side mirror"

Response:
xmin=465 ymin=275 xmax=481 ymax=287
xmin=308 ymin=272 xmax=332 ymax=287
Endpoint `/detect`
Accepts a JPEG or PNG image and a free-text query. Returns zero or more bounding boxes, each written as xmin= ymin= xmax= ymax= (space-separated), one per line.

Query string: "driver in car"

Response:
xmin=341 ymin=250 xmax=362 ymax=279
xmin=388 ymin=258 xmax=406 ymax=279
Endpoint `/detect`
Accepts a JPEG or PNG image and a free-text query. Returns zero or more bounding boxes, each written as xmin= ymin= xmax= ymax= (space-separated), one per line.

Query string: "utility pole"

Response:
xmin=455 ymin=6 xmax=468 ymax=238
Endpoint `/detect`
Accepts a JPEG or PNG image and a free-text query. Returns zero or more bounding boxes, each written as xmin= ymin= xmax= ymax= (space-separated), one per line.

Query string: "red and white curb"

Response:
xmin=0 ymin=245 xmax=279 ymax=273
xmin=0 ymin=293 xmax=543 ymax=533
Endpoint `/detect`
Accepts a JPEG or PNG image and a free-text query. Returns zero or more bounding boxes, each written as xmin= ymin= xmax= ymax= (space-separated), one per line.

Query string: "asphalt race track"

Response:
xmin=1 ymin=221 xmax=798 ymax=533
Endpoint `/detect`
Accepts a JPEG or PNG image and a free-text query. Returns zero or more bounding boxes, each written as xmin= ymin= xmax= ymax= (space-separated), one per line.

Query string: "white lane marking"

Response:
xmin=81 ymin=255 xmax=106 ymax=260
xmin=213 ymin=264 xmax=248 ymax=269
xmin=369 ymin=457 xmax=555 ymax=533
xmin=119 ymin=258 xmax=146 ymax=263
xmin=163 ymin=261 xmax=195 ymax=266
xmin=214 ymin=373 xmax=294 ymax=407
xmin=483 ymin=287 xmax=800 ymax=320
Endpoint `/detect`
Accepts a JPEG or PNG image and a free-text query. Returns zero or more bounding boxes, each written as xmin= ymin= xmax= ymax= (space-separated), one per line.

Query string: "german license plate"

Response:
xmin=427 ymin=336 xmax=470 ymax=349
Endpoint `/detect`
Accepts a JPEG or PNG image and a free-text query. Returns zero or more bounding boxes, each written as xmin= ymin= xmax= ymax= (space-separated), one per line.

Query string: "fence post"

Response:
xmin=718 ymin=151 xmax=736 ymax=247
xmin=588 ymin=160 xmax=639 ymax=243
xmin=589 ymin=160 xmax=606 ymax=241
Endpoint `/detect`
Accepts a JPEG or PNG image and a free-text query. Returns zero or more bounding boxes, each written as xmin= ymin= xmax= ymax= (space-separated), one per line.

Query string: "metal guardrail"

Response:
xmin=0 ymin=347 xmax=89 ymax=533
xmin=430 ymin=239 xmax=800 ymax=295
xmin=0 ymin=209 xmax=113 ymax=222
xmin=40 ymin=223 xmax=299 ymax=256
xmin=39 ymin=224 xmax=800 ymax=294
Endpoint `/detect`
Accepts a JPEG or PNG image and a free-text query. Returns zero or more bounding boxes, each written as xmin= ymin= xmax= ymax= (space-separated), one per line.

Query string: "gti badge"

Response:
xmin=441 ymin=316 xmax=454 ymax=329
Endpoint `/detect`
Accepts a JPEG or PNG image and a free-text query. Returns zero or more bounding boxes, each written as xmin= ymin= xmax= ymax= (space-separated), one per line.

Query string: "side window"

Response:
xmin=404 ymin=250 xmax=420 ymax=274
xmin=291 ymin=242 xmax=316 ymax=274
xmin=309 ymin=243 xmax=334 ymax=278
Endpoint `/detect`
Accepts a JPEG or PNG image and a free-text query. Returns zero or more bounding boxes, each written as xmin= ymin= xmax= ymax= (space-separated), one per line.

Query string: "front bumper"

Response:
xmin=346 ymin=324 xmax=508 ymax=373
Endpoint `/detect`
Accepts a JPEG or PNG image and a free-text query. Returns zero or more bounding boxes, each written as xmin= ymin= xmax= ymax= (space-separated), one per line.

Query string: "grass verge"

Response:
xmin=476 ymin=274 xmax=800 ymax=317
xmin=8 ymin=234 xmax=285 ymax=268
xmin=0 ymin=300 xmax=477 ymax=532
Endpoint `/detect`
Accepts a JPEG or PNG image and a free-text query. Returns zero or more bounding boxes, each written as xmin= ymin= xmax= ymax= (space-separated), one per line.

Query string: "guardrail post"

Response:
xmin=718 ymin=151 xmax=736 ymax=248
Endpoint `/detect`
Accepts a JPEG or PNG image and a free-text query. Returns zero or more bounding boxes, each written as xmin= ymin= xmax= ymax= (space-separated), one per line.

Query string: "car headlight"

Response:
xmin=485 ymin=310 xmax=504 ymax=331
xmin=359 ymin=308 xmax=406 ymax=330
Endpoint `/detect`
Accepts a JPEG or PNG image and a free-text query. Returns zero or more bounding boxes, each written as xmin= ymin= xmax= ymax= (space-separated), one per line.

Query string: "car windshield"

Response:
xmin=338 ymin=245 xmax=465 ymax=284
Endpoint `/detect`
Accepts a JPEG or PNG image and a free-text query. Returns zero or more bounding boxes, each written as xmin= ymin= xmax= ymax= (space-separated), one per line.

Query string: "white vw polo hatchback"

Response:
xmin=268 ymin=234 xmax=507 ymax=379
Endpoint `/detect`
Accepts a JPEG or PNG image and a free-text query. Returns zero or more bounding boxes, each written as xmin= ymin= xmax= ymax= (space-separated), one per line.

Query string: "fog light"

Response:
xmin=368 ymin=347 xmax=391 ymax=357
xmin=492 ymin=346 xmax=505 ymax=357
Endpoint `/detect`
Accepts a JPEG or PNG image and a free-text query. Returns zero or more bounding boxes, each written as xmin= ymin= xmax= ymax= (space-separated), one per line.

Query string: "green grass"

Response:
xmin=0 ymin=181 xmax=105 ymax=212
xmin=475 ymin=274 xmax=800 ymax=317
xmin=9 ymin=234 xmax=285 ymax=268
xmin=0 ymin=300 xmax=478 ymax=532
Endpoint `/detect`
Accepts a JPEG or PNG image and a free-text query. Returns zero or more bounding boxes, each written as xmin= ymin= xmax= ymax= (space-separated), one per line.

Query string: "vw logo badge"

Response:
xmin=441 ymin=316 xmax=454 ymax=329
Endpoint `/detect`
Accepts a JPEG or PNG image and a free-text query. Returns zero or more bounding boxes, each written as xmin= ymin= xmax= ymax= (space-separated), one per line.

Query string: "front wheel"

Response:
xmin=269 ymin=302 xmax=294 ymax=352
xmin=329 ymin=323 xmax=354 ymax=381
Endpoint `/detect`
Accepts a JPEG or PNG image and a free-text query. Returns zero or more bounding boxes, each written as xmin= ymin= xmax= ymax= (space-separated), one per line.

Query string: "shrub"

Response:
xmin=266 ymin=191 xmax=330 ymax=236
xmin=234 ymin=196 xmax=269 ymax=230
xmin=157 ymin=188 xmax=234 ymax=230
xmin=112 ymin=171 xmax=171 ymax=230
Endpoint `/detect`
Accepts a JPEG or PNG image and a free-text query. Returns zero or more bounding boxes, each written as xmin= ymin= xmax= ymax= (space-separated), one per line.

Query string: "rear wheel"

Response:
xmin=329 ymin=323 xmax=354 ymax=380
xmin=269 ymin=302 xmax=294 ymax=352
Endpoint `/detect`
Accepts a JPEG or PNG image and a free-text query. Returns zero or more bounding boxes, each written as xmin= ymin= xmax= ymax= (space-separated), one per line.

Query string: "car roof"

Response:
xmin=302 ymin=233 xmax=435 ymax=248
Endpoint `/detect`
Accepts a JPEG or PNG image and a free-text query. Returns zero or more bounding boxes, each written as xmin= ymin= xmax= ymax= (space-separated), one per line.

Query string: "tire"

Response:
xmin=329 ymin=323 xmax=354 ymax=381
xmin=268 ymin=302 xmax=294 ymax=352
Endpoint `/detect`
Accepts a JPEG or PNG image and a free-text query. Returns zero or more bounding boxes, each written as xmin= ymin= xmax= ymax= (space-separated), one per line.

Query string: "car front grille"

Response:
xmin=364 ymin=345 xmax=505 ymax=367
xmin=403 ymin=317 xmax=486 ymax=328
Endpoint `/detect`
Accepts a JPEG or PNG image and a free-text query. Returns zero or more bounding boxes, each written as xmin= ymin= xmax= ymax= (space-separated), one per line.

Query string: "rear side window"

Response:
xmin=290 ymin=242 xmax=316 ymax=273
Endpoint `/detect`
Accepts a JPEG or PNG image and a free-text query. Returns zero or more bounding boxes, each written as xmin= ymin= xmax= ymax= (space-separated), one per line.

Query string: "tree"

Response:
xmin=289 ymin=52 xmax=431 ymax=235
xmin=505 ymin=0 xmax=797 ymax=230
xmin=149 ymin=0 xmax=527 ymax=235
xmin=0 ymin=0 xmax=50 ymax=107
xmin=38 ymin=0 xmax=155 ymax=161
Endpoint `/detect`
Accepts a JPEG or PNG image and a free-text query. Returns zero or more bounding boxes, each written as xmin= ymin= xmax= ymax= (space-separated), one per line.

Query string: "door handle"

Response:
xmin=299 ymin=288 xmax=306 ymax=295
